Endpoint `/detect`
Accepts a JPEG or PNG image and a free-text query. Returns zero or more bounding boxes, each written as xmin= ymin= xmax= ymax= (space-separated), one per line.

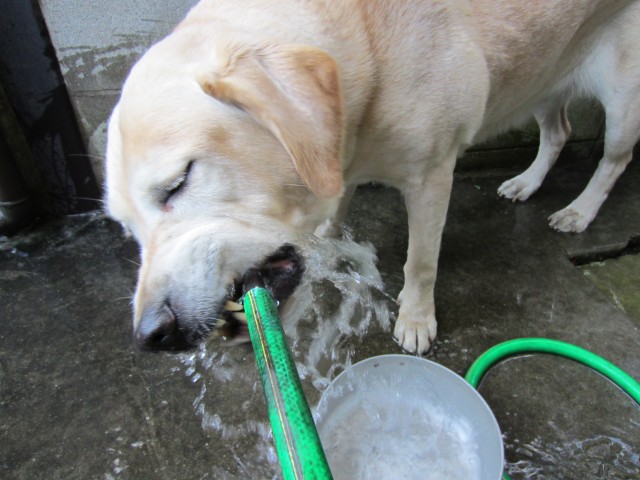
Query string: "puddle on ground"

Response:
xmin=176 ymin=232 xmax=395 ymax=477
xmin=506 ymin=434 xmax=640 ymax=479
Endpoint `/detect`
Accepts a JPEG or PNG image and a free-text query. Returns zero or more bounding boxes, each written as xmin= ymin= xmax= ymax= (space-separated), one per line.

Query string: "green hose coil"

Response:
xmin=244 ymin=287 xmax=333 ymax=480
xmin=465 ymin=338 xmax=640 ymax=480
xmin=465 ymin=338 xmax=640 ymax=403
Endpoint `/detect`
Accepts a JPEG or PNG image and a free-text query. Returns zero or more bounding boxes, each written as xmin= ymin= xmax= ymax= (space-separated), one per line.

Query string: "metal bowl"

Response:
xmin=315 ymin=354 xmax=504 ymax=480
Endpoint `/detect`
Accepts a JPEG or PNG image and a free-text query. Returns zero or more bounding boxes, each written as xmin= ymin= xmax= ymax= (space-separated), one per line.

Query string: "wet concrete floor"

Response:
xmin=1 ymin=149 xmax=639 ymax=479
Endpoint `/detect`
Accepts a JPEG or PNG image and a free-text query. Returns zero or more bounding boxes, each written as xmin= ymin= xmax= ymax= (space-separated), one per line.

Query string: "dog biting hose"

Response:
xmin=242 ymin=270 xmax=333 ymax=480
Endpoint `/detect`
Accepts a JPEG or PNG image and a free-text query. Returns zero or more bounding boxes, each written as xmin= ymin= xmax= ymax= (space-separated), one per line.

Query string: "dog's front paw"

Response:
xmin=393 ymin=309 xmax=437 ymax=355
xmin=548 ymin=206 xmax=593 ymax=233
xmin=497 ymin=174 xmax=540 ymax=202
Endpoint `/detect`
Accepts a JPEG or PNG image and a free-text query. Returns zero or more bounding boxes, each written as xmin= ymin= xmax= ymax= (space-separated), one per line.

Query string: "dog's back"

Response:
xmin=469 ymin=0 xmax=639 ymax=141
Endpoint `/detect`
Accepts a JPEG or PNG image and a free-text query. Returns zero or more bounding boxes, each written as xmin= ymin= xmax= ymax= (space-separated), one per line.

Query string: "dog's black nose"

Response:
xmin=135 ymin=303 xmax=190 ymax=351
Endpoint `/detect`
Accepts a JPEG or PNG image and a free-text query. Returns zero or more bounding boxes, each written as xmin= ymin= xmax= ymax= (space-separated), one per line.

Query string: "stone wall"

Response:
xmin=39 ymin=0 xmax=194 ymax=185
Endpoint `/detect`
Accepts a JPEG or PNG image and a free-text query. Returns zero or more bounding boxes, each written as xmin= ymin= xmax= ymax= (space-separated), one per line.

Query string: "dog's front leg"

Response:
xmin=394 ymin=161 xmax=455 ymax=354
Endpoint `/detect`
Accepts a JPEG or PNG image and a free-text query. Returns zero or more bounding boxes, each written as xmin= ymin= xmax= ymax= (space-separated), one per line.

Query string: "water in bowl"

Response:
xmin=319 ymin=386 xmax=482 ymax=480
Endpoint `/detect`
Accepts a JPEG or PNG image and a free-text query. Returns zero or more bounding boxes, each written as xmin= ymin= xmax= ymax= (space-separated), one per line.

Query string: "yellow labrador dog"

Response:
xmin=106 ymin=0 xmax=640 ymax=354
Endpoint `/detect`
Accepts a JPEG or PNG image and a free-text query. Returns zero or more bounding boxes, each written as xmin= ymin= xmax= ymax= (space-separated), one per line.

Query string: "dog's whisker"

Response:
xmin=122 ymin=257 xmax=141 ymax=267
xmin=68 ymin=153 xmax=106 ymax=161
xmin=112 ymin=295 xmax=134 ymax=302
xmin=56 ymin=195 xmax=102 ymax=203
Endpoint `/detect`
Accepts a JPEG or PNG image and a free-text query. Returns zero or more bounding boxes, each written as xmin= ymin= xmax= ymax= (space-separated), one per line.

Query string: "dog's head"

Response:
xmin=105 ymin=28 xmax=345 ymax=351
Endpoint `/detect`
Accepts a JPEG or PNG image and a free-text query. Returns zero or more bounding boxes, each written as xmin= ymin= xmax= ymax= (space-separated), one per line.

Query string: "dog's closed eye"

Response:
xmin=162 ymin=160 xmax=194 ymax=205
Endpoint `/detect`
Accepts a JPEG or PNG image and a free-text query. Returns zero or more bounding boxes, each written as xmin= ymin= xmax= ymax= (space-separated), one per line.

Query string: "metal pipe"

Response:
xmin=0 ymin=133 xmax=36 ymax=234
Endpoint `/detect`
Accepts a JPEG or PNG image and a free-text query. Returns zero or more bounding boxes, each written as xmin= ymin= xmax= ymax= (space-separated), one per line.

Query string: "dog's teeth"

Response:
xmin=215 ymin=318 xmax=228 ymax=328
xmin=224 ymin=300 xmax=243 ymax=312
xmin=232 ymin=311 xmax=247 ymax=323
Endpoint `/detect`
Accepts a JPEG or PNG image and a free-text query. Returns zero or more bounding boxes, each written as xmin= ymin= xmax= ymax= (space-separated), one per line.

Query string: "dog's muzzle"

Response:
xmin=133 ymin=244 xmax=304 ymax=352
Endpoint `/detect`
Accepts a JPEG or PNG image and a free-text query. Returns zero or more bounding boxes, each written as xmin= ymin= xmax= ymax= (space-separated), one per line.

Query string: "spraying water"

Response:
xmin=178 ymin=233 xmax=395 ymax=477
xmin=280 ymin=233 xmax=394 ymax=388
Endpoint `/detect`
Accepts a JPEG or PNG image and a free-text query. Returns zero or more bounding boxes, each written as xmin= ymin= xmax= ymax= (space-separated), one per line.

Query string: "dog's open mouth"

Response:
xmin=215 ymin=244 xmax=304 ymax=344
xmin=133 ymin=244 xmax=304 ymax=352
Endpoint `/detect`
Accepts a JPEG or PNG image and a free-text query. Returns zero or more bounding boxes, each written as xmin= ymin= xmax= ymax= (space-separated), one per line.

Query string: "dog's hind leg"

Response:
xmin=548 ymin=11 xmax=640 ymax=233
xmin=498 ymin=97 xmax=572 ymax=202
xmin=549 ymin=103 xmax=639 ymax=232
xmin=549 ymin=78 xmax=640 ymax=232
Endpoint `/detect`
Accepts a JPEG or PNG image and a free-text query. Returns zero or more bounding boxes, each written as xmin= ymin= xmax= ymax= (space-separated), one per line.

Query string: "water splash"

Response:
xmin=177 ymin=233 xmax=395 ymax=476
xmin=281 ymin=233 xmax=394 ymax=389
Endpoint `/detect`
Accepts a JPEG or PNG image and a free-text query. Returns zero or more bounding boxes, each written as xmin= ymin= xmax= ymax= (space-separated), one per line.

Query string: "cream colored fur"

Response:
xmin=497 ymin=2 xmax=640 ymax=232
xmin=106 ymin=0 xmax=640 ymax=354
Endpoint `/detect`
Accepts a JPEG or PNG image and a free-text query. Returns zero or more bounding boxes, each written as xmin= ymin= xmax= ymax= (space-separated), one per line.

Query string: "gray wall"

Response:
xmin=39 ymin=1 xmax=605 ymax=185
xmin=39 ymin=0 xmax=196 ymax=185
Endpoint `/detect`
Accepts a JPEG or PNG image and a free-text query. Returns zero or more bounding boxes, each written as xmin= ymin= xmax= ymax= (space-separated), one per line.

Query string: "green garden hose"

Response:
xmin=464 ymin=338 xmax=640 ymax=480
xmin=244 ymin=286 xmax=333 ymax=480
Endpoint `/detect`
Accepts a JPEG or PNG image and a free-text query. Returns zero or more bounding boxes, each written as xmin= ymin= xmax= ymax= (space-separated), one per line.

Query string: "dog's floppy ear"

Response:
xmin=200 ymin=45 xmax=344 ymax=198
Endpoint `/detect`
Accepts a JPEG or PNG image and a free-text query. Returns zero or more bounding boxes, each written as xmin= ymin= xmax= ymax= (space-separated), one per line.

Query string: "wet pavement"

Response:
xmin=1 ymin=148 xmax=639 ymax=479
